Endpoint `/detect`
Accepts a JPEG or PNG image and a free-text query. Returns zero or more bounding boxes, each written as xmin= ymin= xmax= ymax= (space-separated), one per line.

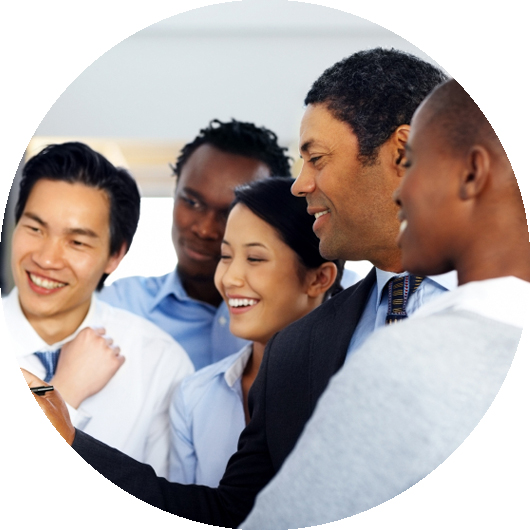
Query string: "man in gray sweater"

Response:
xmin=241 ymin=79 xmax=530 ymax=528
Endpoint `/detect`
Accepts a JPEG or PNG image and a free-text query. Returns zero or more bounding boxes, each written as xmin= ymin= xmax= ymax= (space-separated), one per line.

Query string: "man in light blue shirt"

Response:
xmin=99 ymin=120 xmax=292 ymax=369
xmin=347 ymin=269 xmax=456 ymax=357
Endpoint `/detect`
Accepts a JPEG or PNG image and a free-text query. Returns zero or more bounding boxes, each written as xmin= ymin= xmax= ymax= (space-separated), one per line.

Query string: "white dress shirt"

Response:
xmin=411 ymin=275 xmax=530 ymax=328
xmin=3 ymin=288 xmax=194 ymax=478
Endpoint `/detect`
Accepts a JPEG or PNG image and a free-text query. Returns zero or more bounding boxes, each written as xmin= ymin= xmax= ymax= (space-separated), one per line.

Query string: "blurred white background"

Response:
xmin=34 ymin=1 xmax=441 ymax=284
xmin=1 ymin=2 xmax=527 ymax=530
xmin=8 ymin=0 xmax=437 ymax=286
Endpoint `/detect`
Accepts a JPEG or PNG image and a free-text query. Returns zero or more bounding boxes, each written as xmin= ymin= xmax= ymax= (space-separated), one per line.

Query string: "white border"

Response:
xmin=1 ymin=1 xmax=527 ymax=528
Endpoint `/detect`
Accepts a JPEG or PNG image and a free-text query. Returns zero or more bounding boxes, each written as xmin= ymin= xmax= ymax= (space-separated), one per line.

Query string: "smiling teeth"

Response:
xmin=315 ymin=210 xmax=330 ymax=219
xmin=399 ymin=219 xmax=408 ymax=235
xmin=228 ymin=298 xmax=258 ymax=308
xmin=29 ymin=273 xmax=67 ymax=289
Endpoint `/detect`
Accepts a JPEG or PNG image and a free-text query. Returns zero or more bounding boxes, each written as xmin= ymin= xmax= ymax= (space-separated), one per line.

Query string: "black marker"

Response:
xmin=30 ymin=385 xmax=54 ymax=396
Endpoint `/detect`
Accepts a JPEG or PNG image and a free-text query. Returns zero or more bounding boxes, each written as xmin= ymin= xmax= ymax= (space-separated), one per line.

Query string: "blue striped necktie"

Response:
xmin=385 ymin=275 xmax=424 ymax=325
xmin=33 ymin=349 xmax=61 ymax=383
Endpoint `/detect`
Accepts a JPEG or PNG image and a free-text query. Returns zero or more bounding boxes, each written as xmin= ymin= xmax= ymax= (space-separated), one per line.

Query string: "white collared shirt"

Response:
xmin=3 ymin=288 xmax=194 ymax=478
xmin=412 ymin=276 xmax=530 ymax=329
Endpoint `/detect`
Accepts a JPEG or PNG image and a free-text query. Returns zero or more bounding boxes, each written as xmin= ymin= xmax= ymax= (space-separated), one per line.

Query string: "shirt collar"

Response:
xmin=5 ymin=288 xmax=99 ymax=357
xmin=412 ymin=276 xmax=530 ymax=329
xmin=149 ymin=269 xmax=220 ymax=311
xmin=375 ymin=268 xmax=457 ymax=304
xmin=150 ymin=269 xmax=188 ymax=310
xmin=224 ymin=344 xmax=253 ymax=388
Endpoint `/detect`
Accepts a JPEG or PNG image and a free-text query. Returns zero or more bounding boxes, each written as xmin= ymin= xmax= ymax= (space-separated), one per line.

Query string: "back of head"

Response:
xmin=305 ymin=48 xmax=448 ymax=164
xmin=426 ymin=78 xmax=526 ymax=231
xmin=173 ymin=119 xmax=292 ymax=177
xmin=17 ymin=142 xmax=141 ymax=288
xmin=233 ymin=177 xmax=344 ymax=299
xmin=422 ymin=79 xmax=505 ymax=159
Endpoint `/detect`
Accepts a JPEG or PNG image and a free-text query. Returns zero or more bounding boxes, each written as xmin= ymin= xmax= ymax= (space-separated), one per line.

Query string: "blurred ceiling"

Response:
xmin=30 ymin=1 xmax=439 ymax=197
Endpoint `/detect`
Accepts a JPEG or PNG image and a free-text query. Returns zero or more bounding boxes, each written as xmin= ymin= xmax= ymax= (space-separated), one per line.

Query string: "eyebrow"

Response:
xmin=22 ymin=212 xmax=100 ymax=239
xmin=22 ymin=212 xmax=47 ymax=226
xmin=245 ymin=243 xmax=268 ymax=249
xmin=221 ymin=240 xmax=268 ymax=250
xmin=299 ymin=140 xmax=314 ymax=154
xmin=181 ymin=187 xmax=206 ymax=202
xmin=66 ymin=227 xmax=100 ymax=239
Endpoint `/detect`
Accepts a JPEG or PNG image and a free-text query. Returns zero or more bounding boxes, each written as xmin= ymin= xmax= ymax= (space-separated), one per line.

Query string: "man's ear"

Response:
xmin=459 ymin=145 xmax=490 ymax=200
xmin=306 ymin=262 xmax=338 ymax=299
xmin=104 ymin=242 xmax=128 ymax=275
xmin=391 ymin=125 xmax=410 ymax=177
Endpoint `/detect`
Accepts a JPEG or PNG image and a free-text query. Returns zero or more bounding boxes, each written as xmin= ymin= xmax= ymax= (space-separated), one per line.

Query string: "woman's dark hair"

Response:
xmin=16 ymin=142 xmax=140 ymax=290
xmin=232 ymin=177 xmax=344 ymax=300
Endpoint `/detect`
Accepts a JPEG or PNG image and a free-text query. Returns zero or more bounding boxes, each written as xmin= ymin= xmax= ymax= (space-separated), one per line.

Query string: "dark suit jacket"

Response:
xmin=73 ymin=268 xmax=376 ymax=527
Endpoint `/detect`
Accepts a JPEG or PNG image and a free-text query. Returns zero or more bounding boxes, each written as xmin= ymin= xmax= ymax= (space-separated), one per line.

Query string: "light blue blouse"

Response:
xmin=169 ymin=344 xmax=252 ymax=486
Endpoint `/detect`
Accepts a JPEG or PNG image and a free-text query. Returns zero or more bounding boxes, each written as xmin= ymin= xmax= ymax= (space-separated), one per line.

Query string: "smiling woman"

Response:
xmin=169 ymin=177 xmax=344 ymax=487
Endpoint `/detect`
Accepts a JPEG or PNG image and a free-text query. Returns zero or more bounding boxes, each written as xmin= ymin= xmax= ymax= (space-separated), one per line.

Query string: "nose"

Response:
xmin=32 ymin=237 xmax=65 ymax=270
xmin=220 ymin=258 xmax=245 ymax=289
xmin=291 ymin=162 xmax=315 ymax=197
xmin=192 ymin=210 xmax=224 ymax=240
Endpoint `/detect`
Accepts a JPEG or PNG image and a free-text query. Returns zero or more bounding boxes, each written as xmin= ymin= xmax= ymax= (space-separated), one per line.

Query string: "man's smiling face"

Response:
xmin=394 ymin=102 xmax=463 ymax=276
xmin=11 ymin=178 xmax=123 ymax=334
xmin=292 ymin=104 xmax=402 ymax=265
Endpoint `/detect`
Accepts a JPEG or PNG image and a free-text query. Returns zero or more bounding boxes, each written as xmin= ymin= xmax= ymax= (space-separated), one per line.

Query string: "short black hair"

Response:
xmin=422 ymin=79 xmax=502 ymax=156
xmin=233 ymin=177 xmax=344 ymax=301
xmin=16 ymin=142 xmax=140 ymax=290
xmin=305 ymin=47 xmax=448 ymax=164
xmin=172 ymin=119 xmax=292 ymax=178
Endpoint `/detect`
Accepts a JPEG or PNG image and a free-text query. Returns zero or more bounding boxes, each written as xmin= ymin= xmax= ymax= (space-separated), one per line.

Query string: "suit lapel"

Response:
xmin=308 ymin=267 xmax=376 ymax=408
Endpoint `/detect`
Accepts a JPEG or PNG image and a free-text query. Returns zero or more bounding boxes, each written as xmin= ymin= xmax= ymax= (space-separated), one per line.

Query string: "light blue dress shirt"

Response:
xmin=169 ymin=344 xmax=252 ymax=487
xmin=346 ymin=269 xmax=458 ymax=358
xmin=98 ymin=271 xmax=248 ymax=370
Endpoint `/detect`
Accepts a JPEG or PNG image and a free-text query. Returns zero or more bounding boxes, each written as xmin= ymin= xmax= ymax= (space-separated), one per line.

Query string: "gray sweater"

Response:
xmin=241 ymin=310 xmax=521 ymax=529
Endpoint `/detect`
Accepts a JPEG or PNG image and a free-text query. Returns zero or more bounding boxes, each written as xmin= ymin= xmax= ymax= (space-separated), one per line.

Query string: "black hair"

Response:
xmin=233 ymin=177 xmax=344 ymax=300
xmin=16 ymin=142 xmax=140 ymax=290
xmin=305 ymin=47 xmax=448 ymax=164
xmin=171 ymin=119 xmax=292 ymax=178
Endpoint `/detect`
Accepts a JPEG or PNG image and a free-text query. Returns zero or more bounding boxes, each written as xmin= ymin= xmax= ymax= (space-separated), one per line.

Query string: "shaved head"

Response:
xmin=420 ymin=79 xmax=505 ymax=159
xmin=396 ymin=78 xmax=529 ymax=285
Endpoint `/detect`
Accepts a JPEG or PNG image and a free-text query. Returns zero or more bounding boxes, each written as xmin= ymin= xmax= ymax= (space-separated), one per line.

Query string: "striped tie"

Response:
xmin=385 ymin=275 xmax=424 ymax=325
xmin=33 ymin=349 xmax=61 ymax=383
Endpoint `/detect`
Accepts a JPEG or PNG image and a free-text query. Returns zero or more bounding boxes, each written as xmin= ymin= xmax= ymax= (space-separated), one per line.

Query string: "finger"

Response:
xmin=111 ymin=345 xmax=121 ymax=356
xmin=92 ymin=326 xmax=106 ymax=335
xmin=20 ymin=368 xmax=46 ymax=388
xmin=105 ymin=336 xmax=114 ymax=346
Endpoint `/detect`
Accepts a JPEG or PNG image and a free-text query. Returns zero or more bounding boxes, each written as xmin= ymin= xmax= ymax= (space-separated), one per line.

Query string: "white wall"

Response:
xmin=29 ymin=0 xmax=437 ymax=284
xmin=35 ymin=1 xmax=442 ymax=145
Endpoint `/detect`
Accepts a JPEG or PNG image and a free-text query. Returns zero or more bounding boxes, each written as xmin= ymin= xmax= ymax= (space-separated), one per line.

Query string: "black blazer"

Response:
xmin=73 ymin=268 xmax=377 ymax=527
